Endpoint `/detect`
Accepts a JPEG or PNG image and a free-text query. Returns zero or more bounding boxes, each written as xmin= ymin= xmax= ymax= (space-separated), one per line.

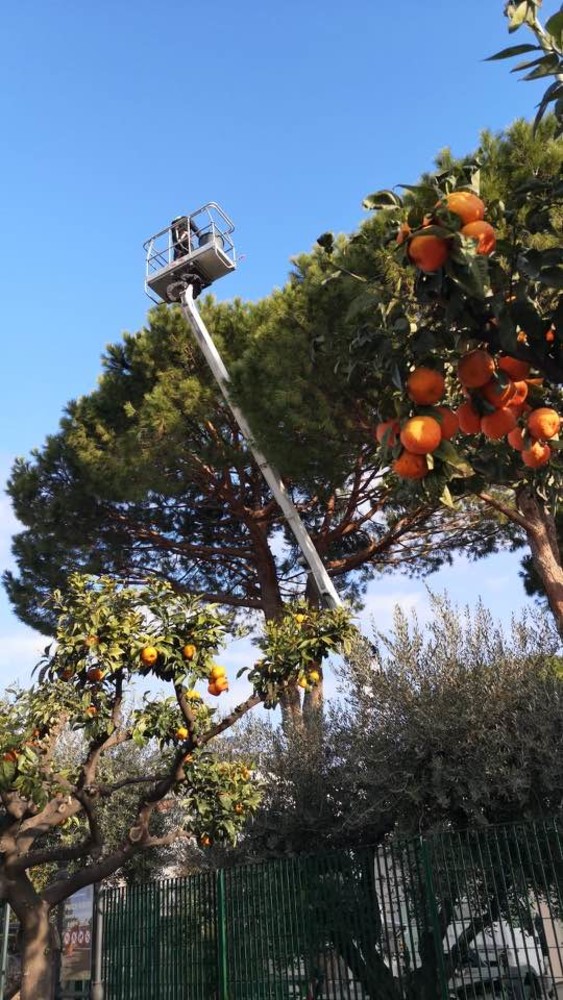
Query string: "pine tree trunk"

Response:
xmin=18 ymin=903 xmax=54 ymax=1000
xmin=517 ymin=486 xmax=563 ymax=636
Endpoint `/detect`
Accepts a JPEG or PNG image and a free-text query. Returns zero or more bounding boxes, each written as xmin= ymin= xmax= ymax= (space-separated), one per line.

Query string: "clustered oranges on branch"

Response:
xmin=378 ymin=352 xmax=561 ymax=481
xmin=140 ymin=643 xmax=230 ymax=699
xmin=376 ymin=367 xmax=459 ymax=481
xmin=401 ymin=190 xmax=497 ymax=272
xmin=207 ymin=663 xmax=229 ymax=697
xmin=456 ymin=349 xmax=561 ymax=469
xmin=377 ymin=185 xmax=562 ymax=481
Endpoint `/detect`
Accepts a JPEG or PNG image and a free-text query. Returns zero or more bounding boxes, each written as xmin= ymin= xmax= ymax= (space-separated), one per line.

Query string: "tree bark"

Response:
xmin=517 ymin=486 xmax=563 ymax=636
xmin=18 ymin=902 xmax=54 ymax=1000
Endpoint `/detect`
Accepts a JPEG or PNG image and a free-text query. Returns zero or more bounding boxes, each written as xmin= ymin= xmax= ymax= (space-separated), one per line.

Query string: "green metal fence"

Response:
xmin=2 ymin=819 xmax=563 ymax=998
xmin=100 ymin=818 xmax=563 ymax=999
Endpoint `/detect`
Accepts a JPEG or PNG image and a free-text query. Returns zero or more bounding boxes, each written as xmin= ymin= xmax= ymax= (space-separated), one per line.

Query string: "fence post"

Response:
xmin=216 ymin=870 xmax=228 ymax=1000
xmin=0 ymin=904 xmax=10 ymax=1000
xmin=420 ymin=838 xmax=449 ymax=1000
xmin=90 ymin=885 xmax=104 ymax=1000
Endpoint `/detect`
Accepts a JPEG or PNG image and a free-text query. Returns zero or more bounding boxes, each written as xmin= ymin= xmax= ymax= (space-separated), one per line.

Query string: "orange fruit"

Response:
xmin=186 ymin=689 xmax=201 ymax=701
xmin=480 ymin=408 xmax=517 ymax=440
xmin=460 ymin=221 xmax=496 ymax=255
xmin=527 ymin=407 xmax=561 ymax=440
xmin=85 ymin=706 xmax=98 ymax=718
xmin=2 ymin=750 xmax=18 ymax=763
xmin=308 ymin=669 xmax=321 ymax=684
xmin=400 ymin=416 xmax=442 ymax=455
xmin=458 ymin=350 xmax=496 ymax=389
xmin=509 ymin=381 xmax=529 ymax=409
xmin=175 ymin=726 xmax=189 ymax=741
xmin=59 ymin=668 xmax=74 ymax=681
xmin=200 ymin=835 xmax=212 ymax=847
xmin=214 ymin=676 xmax=229 ymax=693
xmin=432 ymin=406 xmax=459 ymax=440
xmin=84 ymin=635 xmax=99 ymax=648
xmin=392 ymin=451 xmax=429 ymax=480
xmin=375 ymin=420 xmax=400 ymax=446
xmin=522 ymin=441 xmax=552 ymax=468
xmin=140 ymin=646 xmax=158 ymax=667
xmin=407 ymin=234 xmax=450 ymax=272
xmin=406 ymin=367 xmax=445 ymax=405
xmin=182 ymin=643 xmax=197 ymax=660
xmin=456 ymin=401 xmax=481 ymax=435
xmin=444 ymin=191 xmax=485 ymax=225
xmin=507 ymin=427 xmax=526 ymax=451
xmin=87 ymin=667 xmax=105 ymax=683
xmin=498 ymin=356 xmax=531 ymax=380
xmin=546 ymin=329 xmax=556 ymax=343
xmin=481 ymin=378 xmax=516 ymax=409
xmin=207 ymin=682 xmax=222 ymax=697
xmin=209 ymin=664 xmax=227 ymax=681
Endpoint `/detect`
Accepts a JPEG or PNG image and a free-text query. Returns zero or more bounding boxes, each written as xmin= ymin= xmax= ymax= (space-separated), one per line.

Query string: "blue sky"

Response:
xmin=0 ymin=1 xmax=551 ymax=693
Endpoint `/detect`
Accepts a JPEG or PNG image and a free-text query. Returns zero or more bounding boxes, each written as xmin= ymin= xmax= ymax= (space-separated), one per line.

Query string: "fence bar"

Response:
xmin=93 ymin=819 xmax=563 ymax=1000
xmin=0 ymin=904 xmax=10 ymax=1000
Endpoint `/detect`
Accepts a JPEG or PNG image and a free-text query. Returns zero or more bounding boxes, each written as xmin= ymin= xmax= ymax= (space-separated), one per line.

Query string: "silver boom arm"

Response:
xmin=180 ymin=285 xmax=342 ymax=609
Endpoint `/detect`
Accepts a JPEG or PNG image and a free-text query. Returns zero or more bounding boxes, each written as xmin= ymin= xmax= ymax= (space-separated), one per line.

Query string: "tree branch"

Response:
xmin=175 ymin=684 xmax=196 ymax=744
xmin=98 ymin=774 xmax=169 ymax=796
xmin=10 ymin=837 xmax=95 ymax=874
xmin=476 ymin=491 xmax=531 ymax=532
xmin=198 ymin=692 xmax=263 ymax=744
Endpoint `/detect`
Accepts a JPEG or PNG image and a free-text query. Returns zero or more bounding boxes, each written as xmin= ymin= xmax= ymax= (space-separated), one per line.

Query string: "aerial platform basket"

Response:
xmin=143 ymin=202 xmax=236 ymax=303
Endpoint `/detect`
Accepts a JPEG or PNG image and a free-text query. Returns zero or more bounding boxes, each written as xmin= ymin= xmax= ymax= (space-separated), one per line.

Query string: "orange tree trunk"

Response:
xmin=517 ymin=486 xmax=563 ymax=637
xmin=18 ymin=902 xmax=54 ymax=1000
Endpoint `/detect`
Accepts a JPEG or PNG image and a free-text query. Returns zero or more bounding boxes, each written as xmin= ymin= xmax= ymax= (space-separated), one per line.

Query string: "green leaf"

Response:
xmin=534 ymin=80 xmax=563 ymax=129
xmin=485 ymin=43 xmax=540 ymax=60
xmin=362 ymin=190 xmax=402 ymax=211
xmin=507 ymin=2 xmax=530 ymax=32
xmin=522 ymin=55 xmax=562 ymax=81
xmin=511 ymin=54 xmax=556 ymax=73
xmin=545 ymin=11 xmax=563 ymax=48
xmin=450 ymin=254 xmax=489 ymax=300
xmin=434 ymin=441 xmax=474 ymax=477
xmin=439 ymin=485 xmax=456 ymax=509
xmin=390 ymin=363 xmax=403 ymax=391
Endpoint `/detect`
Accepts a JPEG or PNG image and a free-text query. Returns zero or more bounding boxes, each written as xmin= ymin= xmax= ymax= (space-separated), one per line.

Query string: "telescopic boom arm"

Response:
xmin=180 ymin=285 xmax=342 ymax=609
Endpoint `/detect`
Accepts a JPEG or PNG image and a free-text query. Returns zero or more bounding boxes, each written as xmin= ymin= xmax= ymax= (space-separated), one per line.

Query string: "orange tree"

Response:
xmin=230 ymin=118 xmax=563 ymax=630
xmin=0 ymin=573 xmax=351 ymax=1000
xmin=354 ymin=137 xmax=563 ymax=627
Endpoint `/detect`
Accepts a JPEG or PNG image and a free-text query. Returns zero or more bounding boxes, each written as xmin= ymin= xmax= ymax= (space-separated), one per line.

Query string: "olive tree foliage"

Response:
xmin=332 ymin=595 xmax=563 ymax=839
xmin=210 ymin=597 xmax=563 ymax=866
xmin=0 ymin=573 xmax=352 ymax=1000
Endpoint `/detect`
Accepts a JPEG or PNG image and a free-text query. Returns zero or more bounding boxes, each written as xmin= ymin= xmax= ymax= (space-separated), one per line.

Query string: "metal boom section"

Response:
xmin=180 ymin=285 xmax=342 ymax=609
